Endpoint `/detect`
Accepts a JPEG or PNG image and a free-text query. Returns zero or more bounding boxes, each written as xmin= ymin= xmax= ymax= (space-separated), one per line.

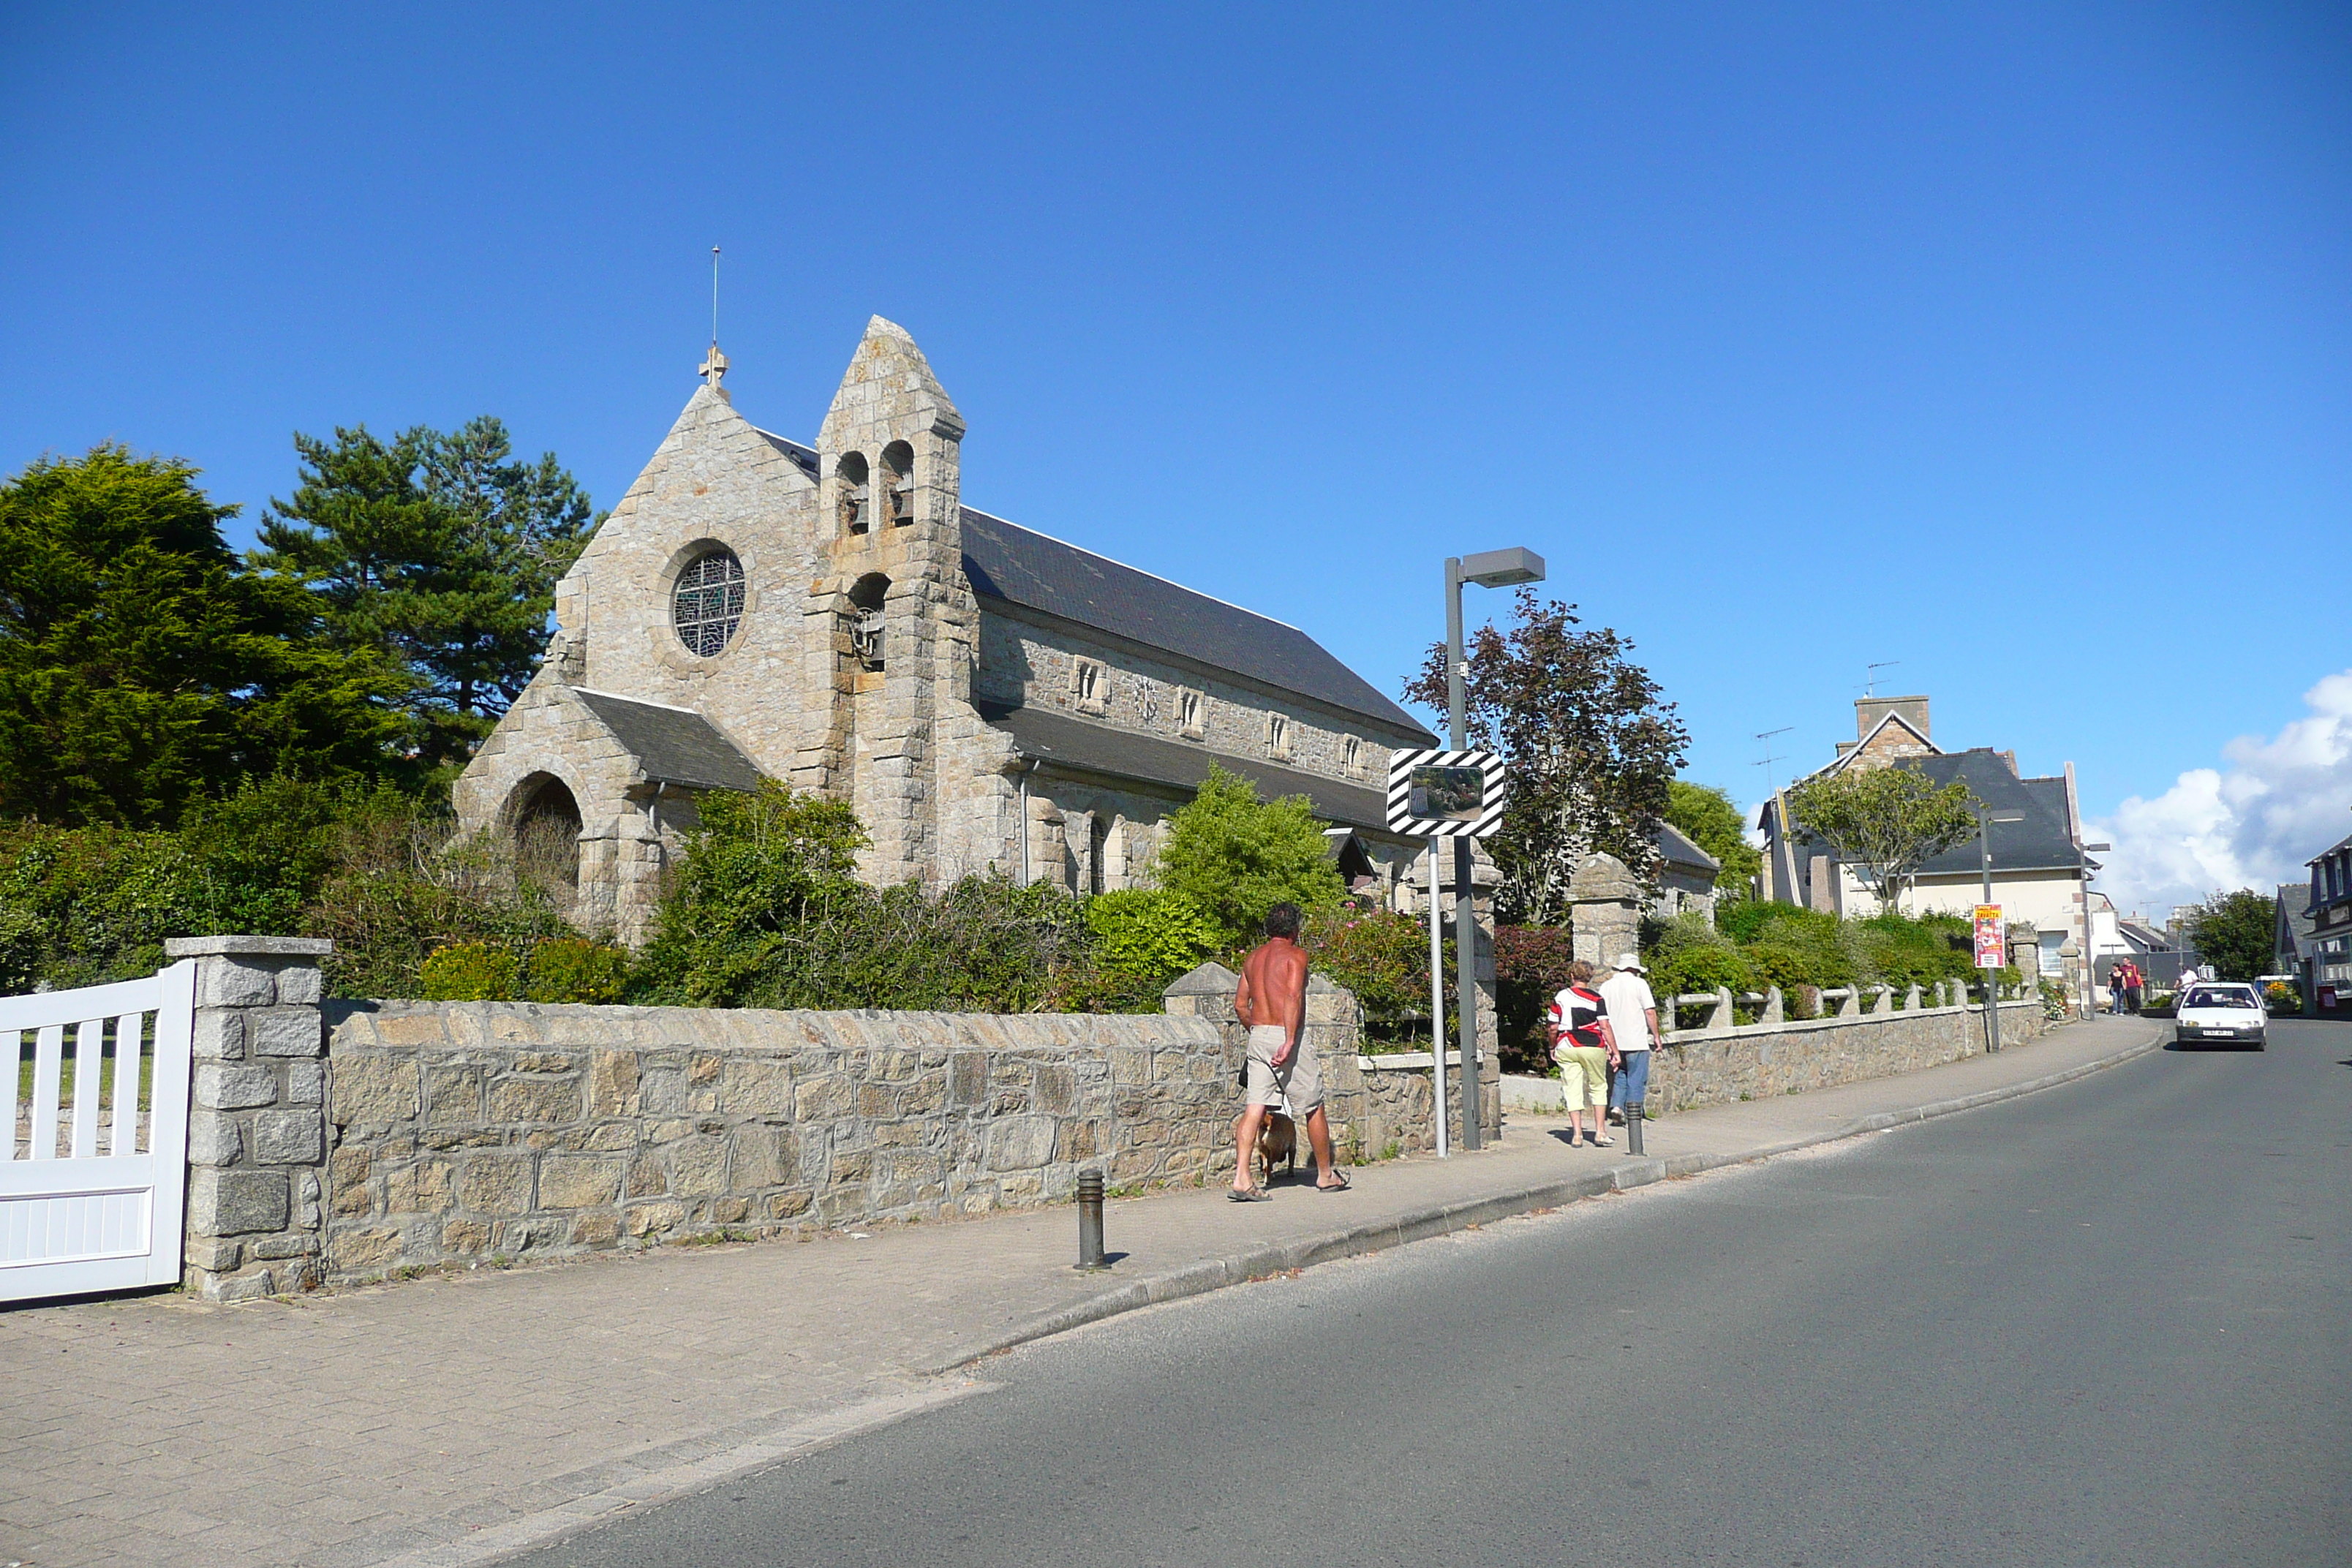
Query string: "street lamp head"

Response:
xmin=1983 ymin=810 xmax=2025 ymax=823
xmin=2084 ymin=841 xmax=2112 ymax=853
xmin=1458 ymin=546 xmax=1546 ymax=589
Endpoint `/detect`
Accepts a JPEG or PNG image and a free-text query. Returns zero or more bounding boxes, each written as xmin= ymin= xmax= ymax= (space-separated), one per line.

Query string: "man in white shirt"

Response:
xmin=1599 ymin=953 xmax=1660 ymax=1126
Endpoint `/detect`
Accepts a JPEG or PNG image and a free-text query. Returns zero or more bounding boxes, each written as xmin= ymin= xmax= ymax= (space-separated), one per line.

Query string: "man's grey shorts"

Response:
xmin=1245 ymin=1024 xmax=1322 ymax=1112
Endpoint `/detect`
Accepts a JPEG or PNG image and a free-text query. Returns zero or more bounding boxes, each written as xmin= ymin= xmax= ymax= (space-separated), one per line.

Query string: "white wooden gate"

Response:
xmin=1 ymin=962 xmax=196 ymax=1300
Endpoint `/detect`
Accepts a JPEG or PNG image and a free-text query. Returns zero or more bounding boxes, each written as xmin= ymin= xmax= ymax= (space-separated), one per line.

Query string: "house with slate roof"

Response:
xmin=454 ymin=317 xmax=1437 ymax=941
xmin=1756 ymin=694 xmax=2092 ymax=982
xmin=2300 ymin=830 xmax=2352 ymax=1011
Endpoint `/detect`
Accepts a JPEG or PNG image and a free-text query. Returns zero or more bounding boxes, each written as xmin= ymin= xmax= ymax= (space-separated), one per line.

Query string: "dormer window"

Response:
xmin=883 ymin=441 xmax=915 ymax=527
xmin=839 ymin=451 xmax=870 ymax=535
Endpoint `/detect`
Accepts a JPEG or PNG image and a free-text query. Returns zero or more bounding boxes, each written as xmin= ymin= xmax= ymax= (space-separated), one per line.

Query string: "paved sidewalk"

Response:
xmin=0 ymin=1013 xmax=2163 ymax=1568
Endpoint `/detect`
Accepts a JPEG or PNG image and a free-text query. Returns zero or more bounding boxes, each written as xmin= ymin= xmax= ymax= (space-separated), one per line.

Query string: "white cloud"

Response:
xmin=2092 ymin=669 xmax=2352 ymax=919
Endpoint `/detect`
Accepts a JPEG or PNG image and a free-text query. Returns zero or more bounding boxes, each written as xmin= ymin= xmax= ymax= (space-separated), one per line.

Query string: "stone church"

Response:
xmin=455 ymin=317 xmax=1439 ymax=942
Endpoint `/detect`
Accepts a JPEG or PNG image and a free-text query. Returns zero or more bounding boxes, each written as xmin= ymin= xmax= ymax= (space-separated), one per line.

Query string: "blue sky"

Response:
xmin=3 ymin=3 xmax=2345 ymax=914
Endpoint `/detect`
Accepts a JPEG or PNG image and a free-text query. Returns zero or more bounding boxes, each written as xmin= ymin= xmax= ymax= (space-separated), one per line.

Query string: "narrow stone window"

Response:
xmin=839 ymin=451 xmax=870 ymax=535
xmin=1267 ymin=713 xmax=1290 ymax=760
xmin=882 ymin=441 xmax=915 ymax=527
xmin=1343 ymin=735 xmax=1362 ymax=775
xmin=848 ymin=573 xmax=889 ymax=672
xmin=1089 ymin=814 xmax=1109 ymax=896
xmin=1177 ymin=688 xmax=1204 ymax=739
xmin=1073 ymin=658 xmax=1105 ymax=715
xmin=672 ymin=548 xmax=746 ymax=657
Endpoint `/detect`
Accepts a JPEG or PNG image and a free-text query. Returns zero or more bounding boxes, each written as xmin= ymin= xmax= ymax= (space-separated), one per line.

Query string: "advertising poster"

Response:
xmin=1973 ymin=905 xmax=2005 ymax=968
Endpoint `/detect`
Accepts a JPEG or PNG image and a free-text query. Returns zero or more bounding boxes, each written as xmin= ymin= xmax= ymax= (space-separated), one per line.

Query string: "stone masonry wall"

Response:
xmin=1503 ymin=990 xmax=2052 ymax=1118
xmin=1647 ymin=995 xmax=2048 ymax=1113
xmin=320 ymin=1000 xmax=1237 ymax=1281
xmin=169 ymin=936 xmax=336 ymax=1303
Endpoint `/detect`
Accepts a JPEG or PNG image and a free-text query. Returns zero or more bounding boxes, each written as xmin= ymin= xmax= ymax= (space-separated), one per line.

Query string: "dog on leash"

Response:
xmin=1235 ymin=1108 xmax=1298 ymax=1188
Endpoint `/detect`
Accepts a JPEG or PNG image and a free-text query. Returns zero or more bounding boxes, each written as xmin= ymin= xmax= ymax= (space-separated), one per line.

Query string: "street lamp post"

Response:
xmin=2079 ymin=840 xmax=2111 ymax=1019
xmin=1975 ymin=806 xmax=2024 ymax=1053
xmin=1444 ymin=547 xmax=1544 ymax=1153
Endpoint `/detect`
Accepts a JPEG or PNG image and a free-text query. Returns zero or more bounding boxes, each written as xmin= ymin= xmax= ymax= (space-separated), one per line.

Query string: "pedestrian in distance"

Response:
xmin=1548 ymin=960 xmax=1616 ymax=1147
xmin=1601 ymin=952 xmax=1660 ymax=1126
xmin=1229 ymin=902 xmax=1349 ymax=1201
xmin=2122 ymin=960 xmax=2144 ymax=1015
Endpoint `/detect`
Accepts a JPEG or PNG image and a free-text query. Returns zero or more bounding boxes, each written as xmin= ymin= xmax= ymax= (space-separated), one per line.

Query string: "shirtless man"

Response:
xmin=1230 ymin=902 xmax=1349 ymax=1199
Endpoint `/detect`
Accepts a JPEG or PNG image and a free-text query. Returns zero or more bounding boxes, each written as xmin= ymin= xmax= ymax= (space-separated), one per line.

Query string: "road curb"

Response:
xmin=922 ymin=1022 xmax=2168 ymax=1375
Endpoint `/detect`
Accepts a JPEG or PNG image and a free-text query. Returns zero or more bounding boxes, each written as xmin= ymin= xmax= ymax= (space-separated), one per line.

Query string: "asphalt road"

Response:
xmin=519 ymin=1020 xmax=2351 ymax=1568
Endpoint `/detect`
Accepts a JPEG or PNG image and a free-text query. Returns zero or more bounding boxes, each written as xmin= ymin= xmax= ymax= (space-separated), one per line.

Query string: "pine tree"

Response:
xmin=254 ymin=417 xmax=600 ymax=773
xmin=0 ymin=445 xmax=415 ymax=826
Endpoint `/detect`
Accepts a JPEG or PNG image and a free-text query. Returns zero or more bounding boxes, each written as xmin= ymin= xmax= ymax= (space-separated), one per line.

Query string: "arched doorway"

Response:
xmin=511 ymin=774 xmax=582 ymax=900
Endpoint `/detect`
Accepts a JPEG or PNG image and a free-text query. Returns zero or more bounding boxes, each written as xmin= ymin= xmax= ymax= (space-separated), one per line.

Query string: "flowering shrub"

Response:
xmin=1304 ymin=906 xmax=1432 ymax=1023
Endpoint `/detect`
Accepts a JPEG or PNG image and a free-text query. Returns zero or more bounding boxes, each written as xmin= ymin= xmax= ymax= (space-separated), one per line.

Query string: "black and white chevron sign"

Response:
xmin=1384 ymin=749 xmax=1507 ymax=838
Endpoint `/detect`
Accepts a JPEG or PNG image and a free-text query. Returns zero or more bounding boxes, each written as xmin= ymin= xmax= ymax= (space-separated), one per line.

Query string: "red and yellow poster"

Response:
xmin=1972 ymin=905 xmax=2005 ymax=968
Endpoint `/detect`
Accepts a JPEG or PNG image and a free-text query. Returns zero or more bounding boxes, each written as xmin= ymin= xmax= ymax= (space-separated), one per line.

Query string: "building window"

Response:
xmin=1176 ymin=688 xmax=1205 ymax=739
xmin=1073 ymin=659 xmax=1105 ymax=715
xmin=838 ymin=451 xmax=870 ymax=535
xmin=672 ymin=548 xmax=745 ymax=657
xmin=882 ymin=441 xmax=915 ymax=527
xmin=1089 ymin=814 xmax=1110 ymax=895
xmin=1342 ymin=735 xmax=1362 ymax=776
xmin=1267 ymin=712 xmax=1291 ymax=761
xmin=848 ymin=573 xmax=889 ymax=672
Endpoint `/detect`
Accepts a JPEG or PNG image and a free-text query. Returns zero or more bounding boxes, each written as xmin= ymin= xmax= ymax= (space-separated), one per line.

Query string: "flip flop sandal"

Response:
xmin=1228 ymin=1187 xmax=1271 ymax=1202
xmin=1316 ymin=1173 xmax=1352 ymax=1193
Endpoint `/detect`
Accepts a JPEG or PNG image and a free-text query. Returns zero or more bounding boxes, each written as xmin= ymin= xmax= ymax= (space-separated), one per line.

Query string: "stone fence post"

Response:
xmin=164 ymin=936 xmax=333 ymax=1303
xmin=1568 ymin=853 xmax=1643 ymax=971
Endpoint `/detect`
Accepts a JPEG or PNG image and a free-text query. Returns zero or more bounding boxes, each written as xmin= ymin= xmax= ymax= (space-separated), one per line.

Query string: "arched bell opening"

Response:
xmin=848 ymin=572 xmax=890 ymax=672
xmin=881 ymin=440 xmax=915 ymax=527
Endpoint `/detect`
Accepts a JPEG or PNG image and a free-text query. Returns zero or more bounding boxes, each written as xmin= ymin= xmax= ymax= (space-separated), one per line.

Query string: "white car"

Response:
xmin=2174 ymin=982 xmax=2267 ymax=1050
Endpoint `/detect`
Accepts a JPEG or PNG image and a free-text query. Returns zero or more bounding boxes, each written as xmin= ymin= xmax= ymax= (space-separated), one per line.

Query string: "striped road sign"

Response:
xmin=1385 ymin=750 xmax=1507 ymax=838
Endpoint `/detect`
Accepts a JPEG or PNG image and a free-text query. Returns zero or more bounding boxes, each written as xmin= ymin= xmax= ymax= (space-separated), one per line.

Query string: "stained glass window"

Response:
xmin=673 ymin=549 xmax=745 ymax=657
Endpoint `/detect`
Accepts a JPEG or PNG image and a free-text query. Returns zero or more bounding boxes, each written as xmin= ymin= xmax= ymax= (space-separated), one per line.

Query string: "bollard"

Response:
xmin=1625 ymin=1101 xmax=1644 ymax=1156
xmin=1075 ymin=1169 xmax=1109 ymax=1271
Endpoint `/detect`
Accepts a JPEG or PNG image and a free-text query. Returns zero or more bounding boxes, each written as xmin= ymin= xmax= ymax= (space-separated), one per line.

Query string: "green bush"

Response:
xmin=1149 ymin=764 xmax=1343 ymax=945
xmin=1646 ymin=904 xmax=1980 ymax=1006
xmin=1645 ymin=910 xmax=1752 ymax=998
xmin=1084 ymin=888 xmax=1223 ymax=984
xmin=1304 ymin=905 xmax=1432 ymax=1024
xmin=633 ymin=782 xmax=868 ymax=1006
xmin=420 ymin=941 xmax=519 ymax=1001
xmin=526 ymin=938 xmax=630 ymax=1004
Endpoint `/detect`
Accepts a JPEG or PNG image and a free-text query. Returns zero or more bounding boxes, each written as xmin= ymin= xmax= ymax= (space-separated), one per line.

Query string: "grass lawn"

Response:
xmin=11 ymin=1039 xmax=155 ymax=1112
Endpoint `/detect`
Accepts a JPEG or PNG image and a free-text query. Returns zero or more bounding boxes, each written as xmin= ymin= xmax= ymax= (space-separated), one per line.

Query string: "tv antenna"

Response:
xmin=1753 ymin=725 xmax=1793 ymax=799
xmin=1866 ymin=660 xmax=1901 ymax=697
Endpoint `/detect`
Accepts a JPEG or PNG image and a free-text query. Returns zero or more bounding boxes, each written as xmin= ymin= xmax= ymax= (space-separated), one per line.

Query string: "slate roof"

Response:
xmin=1656 ymin=821 xmax=1721 ymax=878
xmin=980 ymin=701 xmax=1390 ymax=832
xmin=749 ymin=427 xmax=1432 ymax=741
xmin=1903 ymin=750 xmax=2085 ymax=875
xmin=2275 ymin=883 xmax=2319 ymax=954
xmin=573 ymin=689 xmax=764 ymax=792
xmin=959 ymin=510 xmax=1433 ymax=741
